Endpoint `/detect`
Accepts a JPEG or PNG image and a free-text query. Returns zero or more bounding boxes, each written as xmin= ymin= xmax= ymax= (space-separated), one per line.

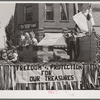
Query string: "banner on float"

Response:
xmin=16 ymin=63 xmax=83 ymax=83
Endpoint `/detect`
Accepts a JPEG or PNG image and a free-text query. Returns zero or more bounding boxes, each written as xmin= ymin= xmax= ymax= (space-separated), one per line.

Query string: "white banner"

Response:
xmin=16 ymin=63 xmax=83 ymax=83
xmin=73 ymin=12 xmax=88 ymax=32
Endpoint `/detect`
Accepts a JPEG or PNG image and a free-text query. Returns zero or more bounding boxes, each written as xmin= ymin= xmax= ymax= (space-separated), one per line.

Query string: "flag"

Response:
xmin=83 ymin=8 xmax=95 ymax=35
xmin=73 ymin=8 xmax=95 ymax=33
xmin=73 ymin=12 xmax=89 ymax=32
xmin=75 ymin=3 xmax=79 ymax=14
xmin=61 ymin=3 xmax=68 ymax=20
xmin=74 ymin=3 xmax=81 ymax=33
xmin=84 ymin=8 xmax=95 ymax=26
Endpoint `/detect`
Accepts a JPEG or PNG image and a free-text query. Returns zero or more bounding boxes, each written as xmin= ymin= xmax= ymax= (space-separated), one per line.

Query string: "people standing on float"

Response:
xmin=24 ymin=32 xmax=31 ymax=46
xmin=69 ymin=30 xmax=77 ymax=61
xmin=20 ymin=34 xmax=25 ymax=46
xmin=30 ymin=31 xmax=38 ymax=46
xmin=2 ymin=49 xmax=8 ymax=61
xmin=10 ymin=50 xmax=18 ymax=63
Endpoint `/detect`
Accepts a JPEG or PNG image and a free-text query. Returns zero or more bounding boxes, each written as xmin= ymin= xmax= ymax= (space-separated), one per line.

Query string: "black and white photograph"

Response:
xmin=0 ymin=2 xmax=100 ymax=93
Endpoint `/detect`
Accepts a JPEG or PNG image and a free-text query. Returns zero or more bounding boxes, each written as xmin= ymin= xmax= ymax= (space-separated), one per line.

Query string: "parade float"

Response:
xmin=0 ymin=3 xmax=100 ymax=90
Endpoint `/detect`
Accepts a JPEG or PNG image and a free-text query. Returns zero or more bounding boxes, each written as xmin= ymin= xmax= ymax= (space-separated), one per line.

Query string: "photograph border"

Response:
xmin=0 ymin=0 xmax=100 ymax=99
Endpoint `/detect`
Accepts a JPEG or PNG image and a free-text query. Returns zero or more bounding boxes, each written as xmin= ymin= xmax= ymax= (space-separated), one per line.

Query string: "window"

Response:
xmin=25 ymin=5 xmax=33 ymax=22
xmin=45 ymin=4 xmax=54 ymax=20
xmin=60 ymin=3 xmax=69 ymax=20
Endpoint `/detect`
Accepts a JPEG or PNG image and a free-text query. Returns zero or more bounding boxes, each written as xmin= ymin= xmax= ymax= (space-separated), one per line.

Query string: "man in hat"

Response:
xmin=69 ymin=29 xmax=78 ymax=61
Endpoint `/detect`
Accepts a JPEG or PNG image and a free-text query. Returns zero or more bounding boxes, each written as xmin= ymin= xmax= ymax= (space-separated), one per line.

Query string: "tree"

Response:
xmin=5 ymin=16 xmax=15 ymax=48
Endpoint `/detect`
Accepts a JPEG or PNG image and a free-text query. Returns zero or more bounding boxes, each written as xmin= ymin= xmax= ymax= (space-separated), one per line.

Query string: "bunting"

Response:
xmin=73 ymin=4 xmax=95 ymax=33
xmin=61 ymin=3 xmax=68 ymax=20
xmin=73 ymin=12 xmax=89 ymax=32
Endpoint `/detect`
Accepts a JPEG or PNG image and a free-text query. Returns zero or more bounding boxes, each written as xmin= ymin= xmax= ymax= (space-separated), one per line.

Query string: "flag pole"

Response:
xmin=89 ymin=4 xmax=91 ymax=62
xmin=87 ymin=4 xmax=95 ymax=87
xmin=87 ymin=3 xmax=92 ymax=61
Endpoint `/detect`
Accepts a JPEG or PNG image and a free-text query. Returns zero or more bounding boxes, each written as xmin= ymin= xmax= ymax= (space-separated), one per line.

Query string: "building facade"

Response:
xmin=14 ymin=3 xmax=89 ymax=45
xmin=14 ymin=3 xmax=97 ymax=62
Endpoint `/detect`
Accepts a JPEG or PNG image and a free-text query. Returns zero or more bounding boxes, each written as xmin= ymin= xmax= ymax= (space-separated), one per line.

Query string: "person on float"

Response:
xmin=20 ymin=33 xmax=25 ymax=46
xmin=24 ymin=32 xmax=31 ymax=46
xmin=7 ymin=49 xmax=13 ymax=61
xmin=9 ymin=50 xmax=18 ymax=63
xmin=69 ymin=30 xmax=77 ymax=61
xmin=30 ymin=31 xmax=38 ymax=46
xmin=2 ymin=49 xmax=8 ymax=61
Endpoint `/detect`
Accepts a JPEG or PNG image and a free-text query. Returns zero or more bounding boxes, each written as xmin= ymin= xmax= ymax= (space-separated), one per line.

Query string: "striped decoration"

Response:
xmin=0 ymin=62 xmax=99 ymax=90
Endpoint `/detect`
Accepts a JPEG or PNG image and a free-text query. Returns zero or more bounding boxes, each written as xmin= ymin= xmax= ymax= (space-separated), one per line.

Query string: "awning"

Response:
xmin=94 ymin=26 xmax=100 ymax=35
xmin=37 ymin=33 xmax=67 ymax=47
